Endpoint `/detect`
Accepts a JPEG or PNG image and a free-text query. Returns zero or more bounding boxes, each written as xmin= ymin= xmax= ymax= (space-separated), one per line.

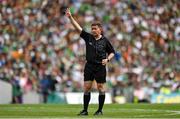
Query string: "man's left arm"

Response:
xmin=107 ymin=53 xmax=115 ymax=62
xmin=102 ymin=39 xmax=115 ymax=65
xmin=102 ymin=53 xmax=115 ymax=65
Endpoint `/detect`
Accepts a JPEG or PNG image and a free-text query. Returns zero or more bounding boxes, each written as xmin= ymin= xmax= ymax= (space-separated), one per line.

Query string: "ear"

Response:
xmin=100 ymin=27 xmax=103 ymax=34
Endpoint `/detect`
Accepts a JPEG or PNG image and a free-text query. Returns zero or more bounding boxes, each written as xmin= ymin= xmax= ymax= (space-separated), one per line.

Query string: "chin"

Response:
xmin=92 ymin=34 xmax=97 ymax=37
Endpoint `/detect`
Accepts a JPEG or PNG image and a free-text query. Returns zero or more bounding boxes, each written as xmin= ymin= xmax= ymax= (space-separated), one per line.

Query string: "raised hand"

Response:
xmin=65 ymin=8 xmax=72 ymax=17
xmin=65 ymin=7 xmax=82 ymax=32
xmin=41 ymin=0 xmax=48 ymax=10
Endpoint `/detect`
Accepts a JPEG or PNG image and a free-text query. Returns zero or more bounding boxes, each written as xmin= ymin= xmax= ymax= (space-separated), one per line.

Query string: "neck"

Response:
xmin=95 ymin=34 xmax=102 ymax=40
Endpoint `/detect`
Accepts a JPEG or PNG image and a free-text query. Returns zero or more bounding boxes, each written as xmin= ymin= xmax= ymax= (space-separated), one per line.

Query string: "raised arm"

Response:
xmin=65 ymin=8 xmax=82 ymax=33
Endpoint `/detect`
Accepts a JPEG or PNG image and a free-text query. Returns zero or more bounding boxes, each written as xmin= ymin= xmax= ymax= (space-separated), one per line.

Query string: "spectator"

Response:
xmin=0 ymin=0 xmax=179 ymax=103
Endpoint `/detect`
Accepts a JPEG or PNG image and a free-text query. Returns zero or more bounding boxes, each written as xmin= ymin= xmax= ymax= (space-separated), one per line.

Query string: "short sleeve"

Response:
xmin=106 ymin=39 xmax=115 ymax=54
xmin=80 ymin=30 xmax=91 ymax=42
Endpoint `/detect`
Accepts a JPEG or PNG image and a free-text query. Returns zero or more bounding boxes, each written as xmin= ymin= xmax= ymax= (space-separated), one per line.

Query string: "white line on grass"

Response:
xmin=0 ymin=117 xmax=179 ymax=119
xmin=1 ymin=107 xmax=180 ymax=118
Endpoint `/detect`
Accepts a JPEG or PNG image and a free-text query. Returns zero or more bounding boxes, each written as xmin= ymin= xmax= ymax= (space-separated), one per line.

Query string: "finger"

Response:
xmin=65 ymin=8 xmax=71 ymax=15
xmin=102 ymin=61 xmax=105 ymax=64
xmin=41 ymin=0 xmax=48 ymax=9
xmin=66 ymin=8 xmax=70 ymax=12
xmin=65 ymin=9 xmax=69 ymax=15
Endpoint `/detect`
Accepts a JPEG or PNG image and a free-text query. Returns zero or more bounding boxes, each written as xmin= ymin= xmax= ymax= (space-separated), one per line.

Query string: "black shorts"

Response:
xmin=84 ymin=62 xmax=106 ymax=83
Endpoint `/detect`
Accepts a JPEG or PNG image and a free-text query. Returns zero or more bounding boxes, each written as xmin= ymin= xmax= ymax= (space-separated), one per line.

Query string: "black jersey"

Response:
xmin=80 ymin=30 xmax=115 ymax=64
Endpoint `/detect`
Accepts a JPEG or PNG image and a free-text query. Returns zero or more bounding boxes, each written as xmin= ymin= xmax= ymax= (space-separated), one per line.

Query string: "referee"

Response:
xmin=65 ymin=8 xmax=115 ymax=116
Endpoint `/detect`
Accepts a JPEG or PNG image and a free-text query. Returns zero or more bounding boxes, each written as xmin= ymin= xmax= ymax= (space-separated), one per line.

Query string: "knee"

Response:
xmin=97 ymin=84 xmax=105 ymax=93
xmin=84 ymin=85 xmax=92 ymax=93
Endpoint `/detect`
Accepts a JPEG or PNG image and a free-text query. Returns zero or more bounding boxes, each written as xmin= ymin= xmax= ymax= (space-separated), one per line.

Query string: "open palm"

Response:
xmin=65 ymin=8 xmax=71 ymax=17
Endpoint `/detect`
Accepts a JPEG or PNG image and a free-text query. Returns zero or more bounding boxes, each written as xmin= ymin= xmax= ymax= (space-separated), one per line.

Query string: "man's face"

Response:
xmin=91 ymin=25 xmax=101 ymax=37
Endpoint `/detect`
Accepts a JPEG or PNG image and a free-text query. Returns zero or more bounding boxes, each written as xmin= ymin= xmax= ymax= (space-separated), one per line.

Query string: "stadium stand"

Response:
xmin=0 ymin=0 xmax=179 ymax=103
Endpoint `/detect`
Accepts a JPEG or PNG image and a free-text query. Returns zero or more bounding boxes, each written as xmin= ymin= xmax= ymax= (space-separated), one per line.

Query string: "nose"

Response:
xmin=92 ymin=30 xmax=96 ymax=33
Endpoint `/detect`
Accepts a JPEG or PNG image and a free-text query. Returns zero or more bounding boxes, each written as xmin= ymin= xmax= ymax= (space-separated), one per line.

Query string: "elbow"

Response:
xmin=78 ymin=27 xmax=83 ymax=33
xmin=112 ymin=53 xmax=115 ymax=57
xmin=77 ymin=28 xmax=82 ymax=33
xmin=109 ymin=52 xmax=115 ymax=57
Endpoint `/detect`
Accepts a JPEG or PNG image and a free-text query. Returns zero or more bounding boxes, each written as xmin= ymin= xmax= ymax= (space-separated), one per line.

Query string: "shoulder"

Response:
xmin=80 ymin=30 xmax=93 ymax=42
xmin=80 ymin=30 xmax=91 ymax=36
xmin=80 ymin=30 xmax=92 ymax=38
xmin=102 ymin=36 xmax=114 ymax=46
xmin=102 ymin=36 xmax=109 ymax=42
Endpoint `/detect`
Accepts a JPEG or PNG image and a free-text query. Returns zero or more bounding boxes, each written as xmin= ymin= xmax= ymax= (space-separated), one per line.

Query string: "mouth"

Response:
xmin=92 ymin=32 xmax=97 ymax=35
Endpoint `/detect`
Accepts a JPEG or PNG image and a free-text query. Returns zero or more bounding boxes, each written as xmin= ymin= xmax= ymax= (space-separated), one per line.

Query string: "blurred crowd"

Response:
xmin=0 ymin=0 xmax=179 ymax=103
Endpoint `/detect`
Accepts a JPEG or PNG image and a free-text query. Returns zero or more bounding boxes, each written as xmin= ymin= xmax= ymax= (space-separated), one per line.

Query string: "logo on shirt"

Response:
xmin=89 ymin=42 xmax=93 ymax=45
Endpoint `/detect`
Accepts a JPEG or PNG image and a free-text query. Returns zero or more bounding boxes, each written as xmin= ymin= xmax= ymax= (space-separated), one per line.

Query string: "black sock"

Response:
xmin=98 ymin=92 xmax=105 ymax=111
xmin=83 ymin=92 xmax=91 ymax=111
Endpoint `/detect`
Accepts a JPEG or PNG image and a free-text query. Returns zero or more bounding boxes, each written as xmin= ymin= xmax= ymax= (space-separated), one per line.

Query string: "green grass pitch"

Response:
xmin=0 ymin=104 xmax=180 ymax=118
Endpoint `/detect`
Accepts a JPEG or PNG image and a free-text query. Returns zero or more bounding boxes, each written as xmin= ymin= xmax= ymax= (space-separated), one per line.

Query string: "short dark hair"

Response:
xmin=91 ymin=21 xmax=102 ymax=28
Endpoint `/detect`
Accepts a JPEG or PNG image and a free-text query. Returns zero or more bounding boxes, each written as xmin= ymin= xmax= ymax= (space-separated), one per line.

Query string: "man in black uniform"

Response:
xmin=65 ymin=8 xmax=115 ymax=116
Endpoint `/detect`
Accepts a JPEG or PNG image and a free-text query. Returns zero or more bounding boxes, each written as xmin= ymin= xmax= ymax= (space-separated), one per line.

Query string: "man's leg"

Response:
xmin=83 ymin=81 xmax=92 ymax=111
xmin=94 ymin=83 xmax=105 ymax=115
xmin=78 ymin=81 xmax=92 ymax=115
